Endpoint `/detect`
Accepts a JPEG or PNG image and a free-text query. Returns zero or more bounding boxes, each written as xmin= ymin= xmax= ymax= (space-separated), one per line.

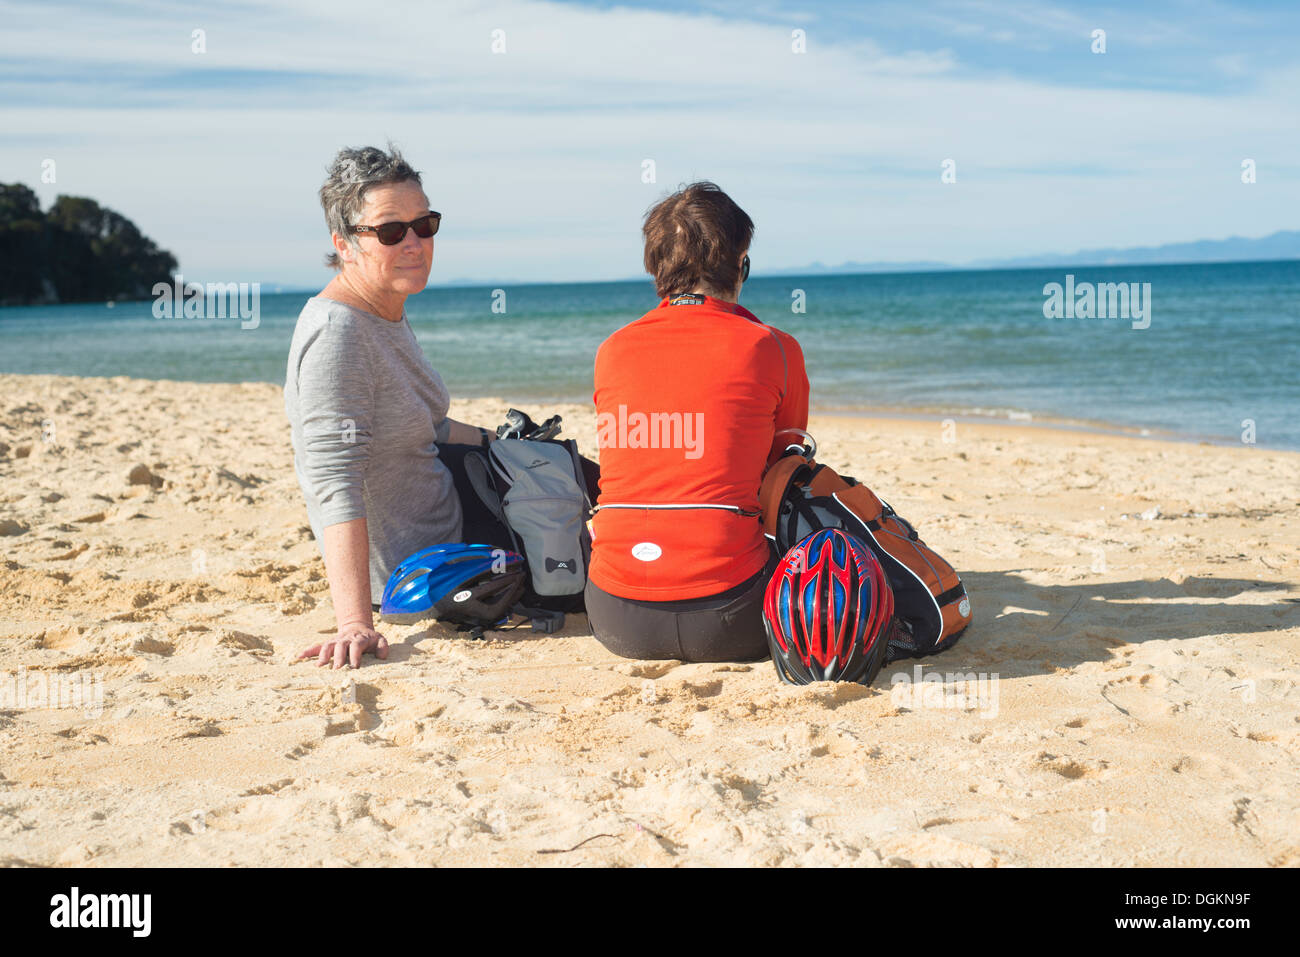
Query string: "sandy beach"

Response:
xmin=1 ymin=373 xmax=1296 ymax=867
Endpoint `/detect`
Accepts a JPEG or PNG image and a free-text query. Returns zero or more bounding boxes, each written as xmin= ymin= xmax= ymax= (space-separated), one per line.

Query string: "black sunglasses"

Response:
xmin=348 ymin=212 xmax=441 ymax=245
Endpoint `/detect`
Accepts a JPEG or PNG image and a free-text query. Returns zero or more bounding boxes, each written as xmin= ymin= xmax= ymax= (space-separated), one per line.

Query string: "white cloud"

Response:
xmin=1 ymin=0 xmax=1296 ymax=285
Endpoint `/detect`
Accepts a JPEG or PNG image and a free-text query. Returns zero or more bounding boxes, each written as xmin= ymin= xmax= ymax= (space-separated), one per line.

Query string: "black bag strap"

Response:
xmin=761 ymin=457 xmax=814 ymax=540
xmin=782 ymin=487 xmax=829 ymax=552
xmin=465 ymin=450 xmax=526 ymax=560
xmin=878 ymin=498 xmax=918 ymax=540
xmin=515 ymin=604 xmax=566 ymax=634
xmin=562 ymin=439 xmax=594 ymax=515
xmin=464 ymin=449 xmax=505 ymax=522
xmin=781 ymin=496 xmax=802 ymax=552
xmin=776 ymin=464 xmax=815 ymax=550
xmin=784 ymin=462 xmax=815 ymax=500
xmin=935 ymin=582 xmax=967 ymax=607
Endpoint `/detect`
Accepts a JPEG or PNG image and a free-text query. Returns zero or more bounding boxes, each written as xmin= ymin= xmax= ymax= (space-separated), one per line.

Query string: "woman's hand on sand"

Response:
xmin=297 ymin=624 xmax=389 ymax=669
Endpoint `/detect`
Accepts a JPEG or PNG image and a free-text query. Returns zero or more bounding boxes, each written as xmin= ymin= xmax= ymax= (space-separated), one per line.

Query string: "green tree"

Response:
xmin=0 ymin=185 xmax=178 ymax=305
xmin=0 ymin=184 xmax=48 ymax=304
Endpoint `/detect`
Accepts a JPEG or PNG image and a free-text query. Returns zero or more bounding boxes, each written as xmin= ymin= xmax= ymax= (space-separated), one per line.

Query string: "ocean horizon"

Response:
xmin=2 ymin=259 xmax=1297 ymax=450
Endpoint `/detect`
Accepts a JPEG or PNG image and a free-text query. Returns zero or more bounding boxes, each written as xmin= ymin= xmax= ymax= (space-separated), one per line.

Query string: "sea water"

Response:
xmin=2 ymin=260 xmax=1296 ymax=449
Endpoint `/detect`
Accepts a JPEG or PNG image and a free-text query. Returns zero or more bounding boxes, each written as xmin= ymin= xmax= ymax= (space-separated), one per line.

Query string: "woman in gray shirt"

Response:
xmin=285 ymin=145 xmax=499 ymax=669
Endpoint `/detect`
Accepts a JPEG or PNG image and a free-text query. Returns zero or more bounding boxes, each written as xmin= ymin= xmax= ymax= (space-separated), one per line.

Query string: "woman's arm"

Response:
xmin=299 ymin=418 xmax=491 ymax=668
xmin=437 ymin=416 xmax=494 ymax=446
xmin=323 ymin=517 xmax=374 ymax=629
xmin=767 ymin=330 xmax=811 ymax=466
xmin=774 ymin=332 xmax=811 ymax=434
xmin=294 ymin=518 xmax=390 ymax=669
xmin=290 ymin=312 xmax=389 ymax=668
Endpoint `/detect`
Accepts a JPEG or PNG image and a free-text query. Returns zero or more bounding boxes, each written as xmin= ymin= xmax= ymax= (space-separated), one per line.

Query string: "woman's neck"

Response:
xmin=321 ymin=273 xmax=404 ymax=322
xmin=687 ymin=291 xmax=740 ymax=305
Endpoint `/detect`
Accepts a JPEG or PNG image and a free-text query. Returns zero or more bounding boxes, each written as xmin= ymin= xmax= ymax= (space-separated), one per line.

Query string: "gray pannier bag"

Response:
xmin=464 ymin=438 xmax=593 ymax=612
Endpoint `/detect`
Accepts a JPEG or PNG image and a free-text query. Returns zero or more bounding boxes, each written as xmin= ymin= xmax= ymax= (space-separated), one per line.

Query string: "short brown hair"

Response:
xmin=320 ymin=143 xmax=423 ymax=270
xmin=642 ymin=182 xmax=754 ymax=298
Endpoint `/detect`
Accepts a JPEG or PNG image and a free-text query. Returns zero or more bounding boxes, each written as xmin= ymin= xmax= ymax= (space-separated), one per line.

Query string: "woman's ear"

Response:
xmin=332 ymin=232 xmax=355 ymax=265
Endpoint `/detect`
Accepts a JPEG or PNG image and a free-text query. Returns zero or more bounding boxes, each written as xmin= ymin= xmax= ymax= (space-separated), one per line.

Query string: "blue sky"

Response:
xmin=2 ymin=0 xmax=1297 ymax=287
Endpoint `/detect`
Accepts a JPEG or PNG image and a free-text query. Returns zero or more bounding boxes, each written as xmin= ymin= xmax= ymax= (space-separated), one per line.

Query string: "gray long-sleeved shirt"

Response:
xmin=284 ymin=296 xmax=463 ymax=599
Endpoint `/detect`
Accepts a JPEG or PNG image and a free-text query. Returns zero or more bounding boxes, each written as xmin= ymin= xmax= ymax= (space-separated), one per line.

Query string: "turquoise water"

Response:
xmin=2 ymin=261 xmax=1297 ymax=448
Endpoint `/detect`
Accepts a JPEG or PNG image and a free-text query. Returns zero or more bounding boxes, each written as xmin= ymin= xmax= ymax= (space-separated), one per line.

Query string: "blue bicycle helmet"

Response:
xmin=380 ymin=543 xmax=527 ymax=629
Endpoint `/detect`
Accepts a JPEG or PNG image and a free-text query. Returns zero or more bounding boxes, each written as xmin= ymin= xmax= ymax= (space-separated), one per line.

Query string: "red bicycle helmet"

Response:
xmin=763 ymin=528 xmax=896 ymax=685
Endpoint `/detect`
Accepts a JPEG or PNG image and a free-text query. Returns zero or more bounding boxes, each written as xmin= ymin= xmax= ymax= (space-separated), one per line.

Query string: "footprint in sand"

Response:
xmin=240 ymin=778 xmax=296 ymax=797
xmin=880 ymin=831 xmax=1000 ymax=867
xmin=611 ymin=660 xmax=682 ymax=679
xmin=129 ymin=634 xmax=175 ymax=656
xmin=210 ymin=629 xmax=275 ymax=658
xmin=1034 ymin=751 xmax=1109 ymax=780
xmin=1099 ymin=673 xmax=1182 ymax=722
xmin=671 ymin=678 xmax=724 ymax=699
xmin=1230 ymin=796 xmax=1261 ymax=838
xmin=284 ymin=739 xmax=319 ymax=760
xmin=37 ymin=625 xmax=89 ymax=651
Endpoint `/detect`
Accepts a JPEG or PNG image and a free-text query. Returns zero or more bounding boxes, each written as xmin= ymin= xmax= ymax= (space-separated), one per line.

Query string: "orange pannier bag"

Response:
xmin=760 ymin=450 xmax=972 ymax=660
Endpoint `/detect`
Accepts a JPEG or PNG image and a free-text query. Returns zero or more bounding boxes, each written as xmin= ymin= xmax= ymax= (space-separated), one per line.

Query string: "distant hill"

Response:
xmin=969 ymin=230 xmax=1300 ymax=269
xmin=772 ymin=229 xmax=1300 ymax=276
xmin=0 ymin=184 xmax=178 ymax=306
xmin=762 ymin=259 xmax=955 ymax=276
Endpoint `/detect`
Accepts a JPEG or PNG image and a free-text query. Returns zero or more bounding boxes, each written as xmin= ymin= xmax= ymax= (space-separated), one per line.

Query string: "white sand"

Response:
xmin=1 ymin=374 xmax=1297 ymax=866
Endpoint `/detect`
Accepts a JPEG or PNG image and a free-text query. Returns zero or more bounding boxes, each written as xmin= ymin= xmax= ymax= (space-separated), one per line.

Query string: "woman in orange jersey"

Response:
xmin=586 ymin=182 xmax=810 ymax=661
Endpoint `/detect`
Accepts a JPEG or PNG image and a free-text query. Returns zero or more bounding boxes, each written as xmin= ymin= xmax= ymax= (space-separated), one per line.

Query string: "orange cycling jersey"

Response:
xmin=589 ymin=294 xmax=810 ymax=600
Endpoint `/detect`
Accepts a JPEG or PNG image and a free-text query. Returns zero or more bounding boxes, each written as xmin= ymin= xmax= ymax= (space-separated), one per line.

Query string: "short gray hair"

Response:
xmin=319 ymin=144 xmax=423 ymax=270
